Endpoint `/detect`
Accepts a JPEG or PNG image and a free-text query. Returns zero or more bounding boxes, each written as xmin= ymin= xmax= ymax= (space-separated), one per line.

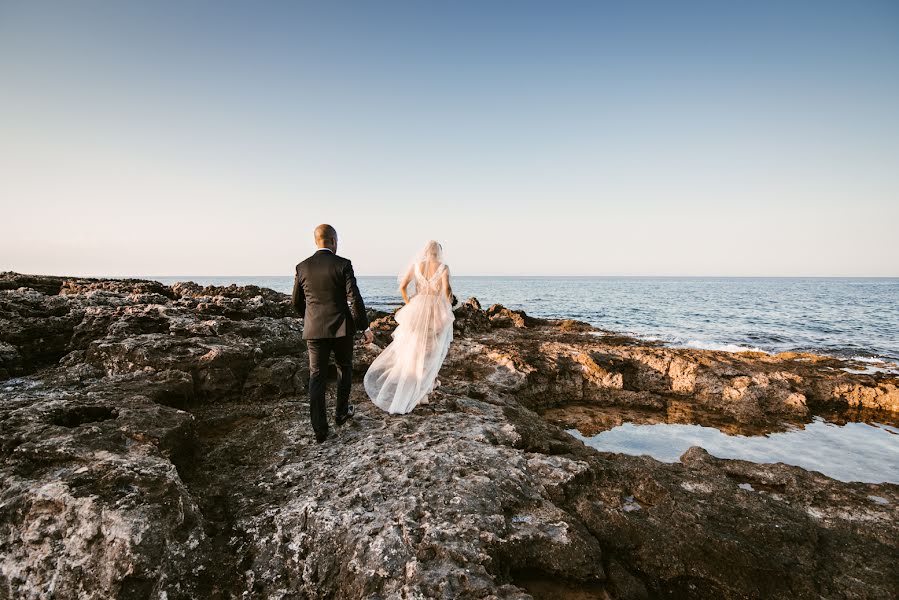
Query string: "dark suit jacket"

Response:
xmin=292 ymin=249 xmax=370 ymax=340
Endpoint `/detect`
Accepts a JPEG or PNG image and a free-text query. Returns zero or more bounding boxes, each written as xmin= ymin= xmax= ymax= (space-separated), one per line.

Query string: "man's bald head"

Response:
xmin=314 ymin=224 xmax=338 ymax=251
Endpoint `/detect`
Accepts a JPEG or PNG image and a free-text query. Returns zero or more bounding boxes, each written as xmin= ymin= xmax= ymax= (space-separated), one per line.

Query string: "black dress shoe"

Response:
xmin=336 ymin=404 xmax=355 ymax=426
xmin=315 ymin=430 xmax=328 ymax=443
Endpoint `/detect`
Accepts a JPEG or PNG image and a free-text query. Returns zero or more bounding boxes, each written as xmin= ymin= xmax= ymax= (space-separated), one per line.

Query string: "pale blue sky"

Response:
xmin=1 ymin=1 xmax=897 ymax=276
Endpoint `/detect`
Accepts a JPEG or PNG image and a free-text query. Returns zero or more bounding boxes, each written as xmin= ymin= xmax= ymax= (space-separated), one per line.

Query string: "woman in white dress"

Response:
xmin=364 ymin=241 xmax=454 ymax=414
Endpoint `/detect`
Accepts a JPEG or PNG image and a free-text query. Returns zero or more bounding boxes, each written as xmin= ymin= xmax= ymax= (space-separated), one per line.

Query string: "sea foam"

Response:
xmin=683 ymin=340 xmax=768 ymax=354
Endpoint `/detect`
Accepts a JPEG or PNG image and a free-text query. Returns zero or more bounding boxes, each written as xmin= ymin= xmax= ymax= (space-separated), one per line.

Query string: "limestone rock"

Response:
xmin=1 ymin=273 xmax=897 ymax=599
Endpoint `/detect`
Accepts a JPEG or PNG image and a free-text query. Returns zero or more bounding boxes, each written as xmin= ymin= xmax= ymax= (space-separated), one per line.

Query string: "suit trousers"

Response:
xmin=306 ymin=335 xmax=353 ymax=436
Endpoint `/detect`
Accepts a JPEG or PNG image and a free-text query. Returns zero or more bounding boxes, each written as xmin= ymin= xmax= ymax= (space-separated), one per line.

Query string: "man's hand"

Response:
xmin=363 ymin=328 xmax=374 ymax=344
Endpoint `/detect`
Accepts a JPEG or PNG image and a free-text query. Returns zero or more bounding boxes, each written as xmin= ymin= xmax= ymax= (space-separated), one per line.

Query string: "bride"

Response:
xmin=364 ymin=240 xmax=454 ymax=414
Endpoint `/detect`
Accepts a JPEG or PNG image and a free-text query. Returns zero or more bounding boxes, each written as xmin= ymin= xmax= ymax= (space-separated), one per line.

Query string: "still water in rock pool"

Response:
xmin=568 ymin=417 xmax=899 ymax=484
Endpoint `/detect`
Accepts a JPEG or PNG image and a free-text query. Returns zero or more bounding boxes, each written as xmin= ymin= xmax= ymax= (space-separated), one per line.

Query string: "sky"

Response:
xmin=1 ymin=1 xmax=898 ymax=277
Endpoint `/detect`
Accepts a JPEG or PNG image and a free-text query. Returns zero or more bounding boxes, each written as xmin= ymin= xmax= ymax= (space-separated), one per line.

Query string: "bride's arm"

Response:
xmin=399 ymin=266 xmax=413 ymax=304
xmin=442 ymin=266 xmax=453 ymax=302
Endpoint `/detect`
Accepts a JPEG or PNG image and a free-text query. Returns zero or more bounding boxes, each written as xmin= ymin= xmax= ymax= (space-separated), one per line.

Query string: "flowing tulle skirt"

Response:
xmin=364 ymin=294 xmax=454 ymax=414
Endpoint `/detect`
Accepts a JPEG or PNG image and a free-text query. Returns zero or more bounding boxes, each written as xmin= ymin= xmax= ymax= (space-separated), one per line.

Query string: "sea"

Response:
xmin=149 ymin=276 xmax=899 ymax=365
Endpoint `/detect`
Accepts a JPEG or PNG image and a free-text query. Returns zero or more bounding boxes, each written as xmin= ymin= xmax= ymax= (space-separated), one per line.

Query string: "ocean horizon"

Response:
xmin=134 ymin=275 xmax=899 ymax=366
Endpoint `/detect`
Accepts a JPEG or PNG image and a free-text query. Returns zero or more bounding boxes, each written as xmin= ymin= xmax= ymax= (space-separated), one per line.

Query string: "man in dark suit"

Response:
xmin=292 ymin=224 xmax=373 ymax=443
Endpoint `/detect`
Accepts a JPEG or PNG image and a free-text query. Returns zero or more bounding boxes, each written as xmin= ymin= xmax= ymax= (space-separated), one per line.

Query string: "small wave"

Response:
xmin=683 ymin=340 xmax=769 ymax=354
xmin=600 ymin=331 xmax=769 ymax=354
xmin=842 ymin=355 xmax=899 ymax=375
xmin=840 ymin=366 xmax=895 ymax=375
xmin=848 ymin=355 xmax=893 ymax=364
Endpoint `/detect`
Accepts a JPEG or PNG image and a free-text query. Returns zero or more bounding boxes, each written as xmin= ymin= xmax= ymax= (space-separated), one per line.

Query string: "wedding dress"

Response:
xmin=364 ymin=248 xmax=454 ymax=414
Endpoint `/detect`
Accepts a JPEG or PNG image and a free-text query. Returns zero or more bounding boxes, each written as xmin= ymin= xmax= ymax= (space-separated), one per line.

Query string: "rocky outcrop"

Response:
xmin=444 ymin=317 xmax=899 ymax=425
xmin=452 ymin=297 xmax=491 ymax=334
xmin=1 ymin=273 xmax=897 ymax=599
xmin=0 ymin=273 xmax=65 ymax=295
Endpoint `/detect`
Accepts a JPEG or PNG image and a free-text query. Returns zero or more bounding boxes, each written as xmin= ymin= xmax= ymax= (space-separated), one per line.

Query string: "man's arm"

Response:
xmin=291 ymin=266 xmax=306 ymax=317
xmin=344 ymin=260 xmax=370 ymax=333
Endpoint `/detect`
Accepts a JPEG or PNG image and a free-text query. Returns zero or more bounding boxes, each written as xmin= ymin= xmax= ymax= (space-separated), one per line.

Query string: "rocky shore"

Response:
xmin=1 ymin=272 xmax=897 ymax=599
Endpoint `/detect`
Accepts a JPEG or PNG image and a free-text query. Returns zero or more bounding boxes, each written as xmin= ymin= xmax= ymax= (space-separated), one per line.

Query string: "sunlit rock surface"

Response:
xmin=1 ymin=272 xmax=897 ymax=599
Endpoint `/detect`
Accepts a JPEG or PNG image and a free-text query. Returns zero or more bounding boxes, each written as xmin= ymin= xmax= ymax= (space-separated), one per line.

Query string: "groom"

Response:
xmin=292 ymin=224 xmax=373 ymax=443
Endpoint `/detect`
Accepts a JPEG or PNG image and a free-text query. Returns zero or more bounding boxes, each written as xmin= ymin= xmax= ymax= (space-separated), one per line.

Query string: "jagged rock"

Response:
xmin=242 ymin=357 xmax=309 ymax=401
xmin=60 ymin=278 xmax=176 ymax=299
xmin=0 ymin=272 xmax=66 ymax=295
xmin=370 ymin=312 xmax=398 ymax=332
xmin=0 ymin=342 xmax=21 ymax=379
xmin=453 ymin=297 xmax=491 ymax=334
xmin=0 ymin=288 xmax=82 ymax=377
xmin=0 ymin=274 xmax=897 ymax=599
xmin=171 ymin=281 xmax=282 ymax=303
xmin=486 ymin=304 xmax=546 ymax=328
xmin=171 ymin=281 xmax=292 ymax=319
xmin=366 ymin=307 xmax=391 ymax=323
xmin=0 ymin=376 xmax=205 ymax=600
xmin=460 ymin=330 xmax=899 ymax=422
xmin=829 ymin=381 xmax=899 ymax=412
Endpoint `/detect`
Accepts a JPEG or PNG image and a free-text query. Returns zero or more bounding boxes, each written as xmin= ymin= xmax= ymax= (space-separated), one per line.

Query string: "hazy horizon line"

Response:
xmin=7 ymin=271 xmax=897 ymax=280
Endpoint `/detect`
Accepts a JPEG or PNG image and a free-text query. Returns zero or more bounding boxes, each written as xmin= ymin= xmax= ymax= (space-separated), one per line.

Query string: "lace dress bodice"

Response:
xmin=413 ymin=262 xmax=447 ymax=297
